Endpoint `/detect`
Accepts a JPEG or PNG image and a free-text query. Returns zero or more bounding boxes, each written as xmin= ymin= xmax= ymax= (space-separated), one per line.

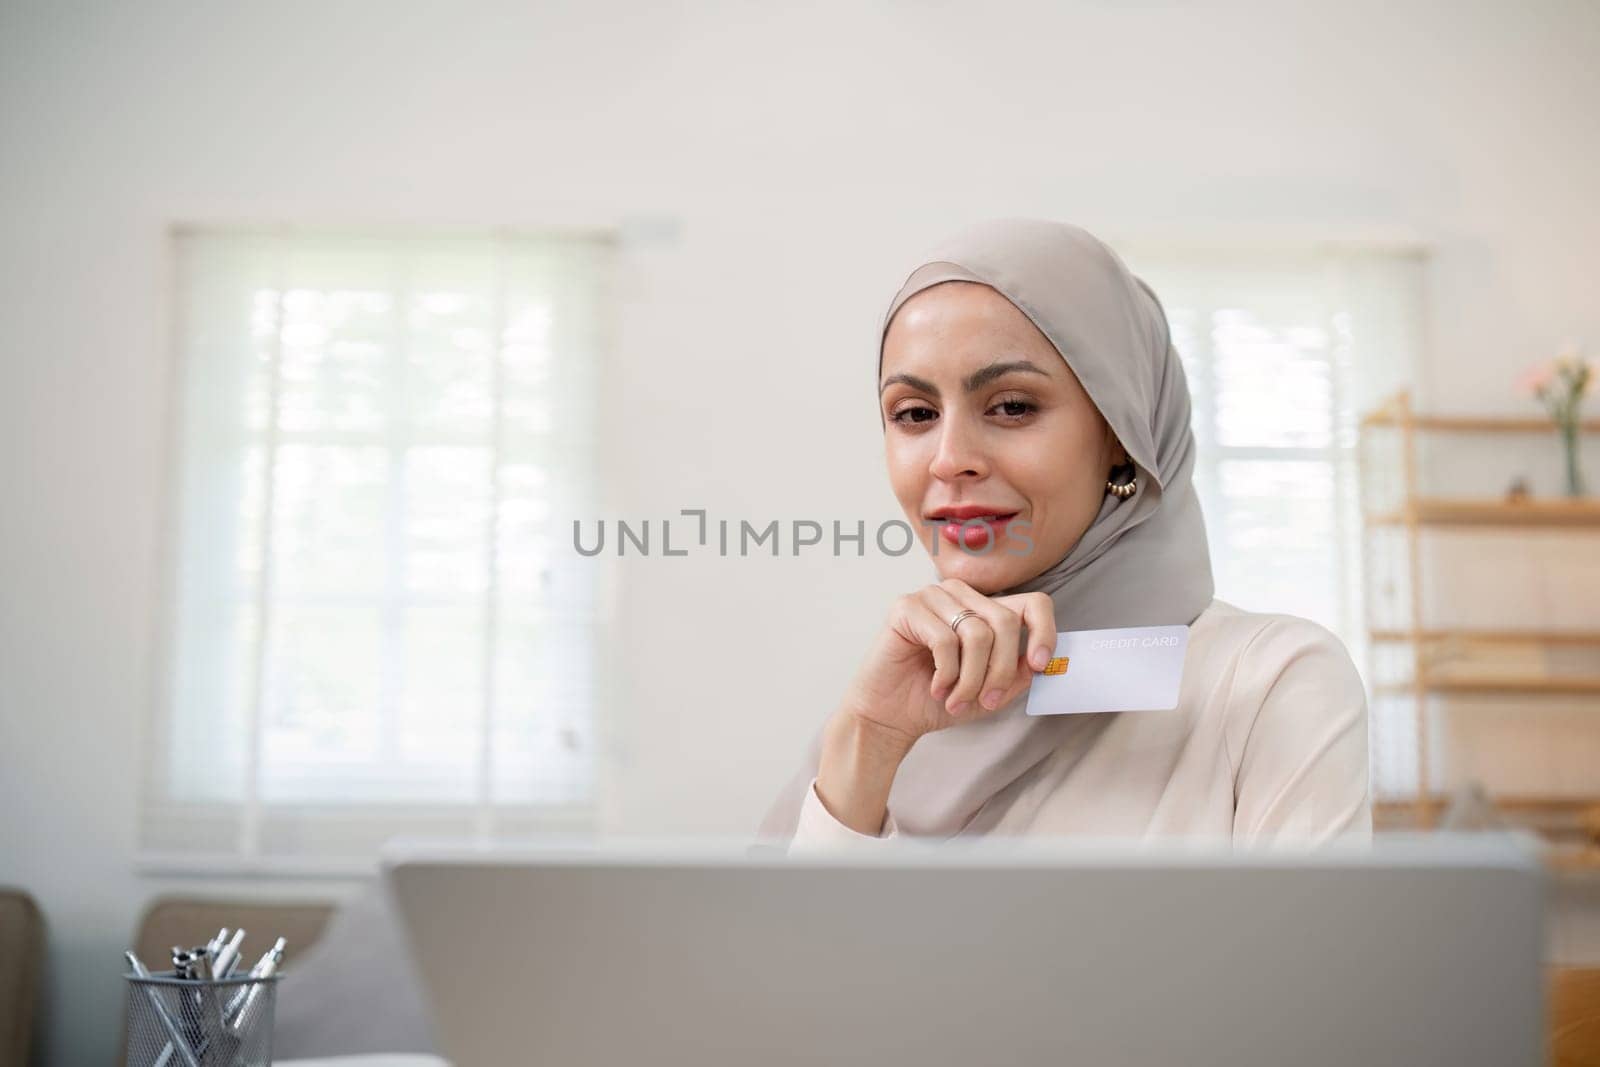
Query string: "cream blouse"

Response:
xmin=789 ymin=597 xmax=1372 ymax=850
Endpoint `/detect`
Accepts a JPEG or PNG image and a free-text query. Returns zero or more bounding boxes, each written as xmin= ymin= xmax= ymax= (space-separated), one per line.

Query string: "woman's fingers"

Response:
xmin=900 ymin=582 xmax=1059 ymax=724
xmin=947 ymin=615 xmax=995 ymax=718
xmin=916 ymin=584 xmax=995 ymax=718
xmin=923 ymin=579 xmax=1018 ymax=716
xmin=995 ymin=591 xmax=1059 ymax=671
xmin=891 ymin=593 xmax=962 ymax=705
xmin=938 ymin=579 xmax=1023 ymax=711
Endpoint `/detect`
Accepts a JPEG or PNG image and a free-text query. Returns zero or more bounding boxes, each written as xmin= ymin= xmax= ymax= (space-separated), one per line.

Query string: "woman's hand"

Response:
xmin=844 ymin=578 xmax=1059 ymax=744
xmin=813 ymin=580 xmax=1058 ymax=835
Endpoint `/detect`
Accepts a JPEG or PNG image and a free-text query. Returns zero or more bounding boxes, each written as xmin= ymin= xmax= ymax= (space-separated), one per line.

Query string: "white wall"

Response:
xmin=3 ymin=1 xmax=1598 ymax=1062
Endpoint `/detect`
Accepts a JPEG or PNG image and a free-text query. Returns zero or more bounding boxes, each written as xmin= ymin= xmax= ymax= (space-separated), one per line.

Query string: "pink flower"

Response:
xmin=1516 ymin=360 xmax=1556 ymax=397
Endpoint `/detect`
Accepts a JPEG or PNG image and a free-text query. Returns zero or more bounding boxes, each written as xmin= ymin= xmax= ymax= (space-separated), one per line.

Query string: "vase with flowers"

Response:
xmin=1516 ymin=345 xmax=1595 ymax=498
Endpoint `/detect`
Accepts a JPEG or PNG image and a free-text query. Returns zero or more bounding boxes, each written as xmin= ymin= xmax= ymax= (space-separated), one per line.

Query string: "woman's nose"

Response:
xmin=928 ymin=413 xmax=988 ymax=481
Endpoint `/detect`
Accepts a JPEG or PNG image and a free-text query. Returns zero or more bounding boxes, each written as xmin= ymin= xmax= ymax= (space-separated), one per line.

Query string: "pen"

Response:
xmin=220 ymin=935 xmax=287 ymax=1025
xmin=213 ymin=928 xmax=247 ymax=979
xmin=187 ymin=939 xmax=232 ymax=1039
xmin=124 ymin=951 xmax=201 ymax=1067
xmin=206 ymin=935 xmax=239 ymax=1031
xmin=170 ymin=948 xmax=207 ymax=1061
xmin=228 ymin=937 xmax=287 ymax=1037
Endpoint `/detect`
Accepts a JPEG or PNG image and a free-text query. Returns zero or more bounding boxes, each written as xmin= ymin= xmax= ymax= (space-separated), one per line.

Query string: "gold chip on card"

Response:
xmin=1043 ymin=656 xmax=1070 ymax=676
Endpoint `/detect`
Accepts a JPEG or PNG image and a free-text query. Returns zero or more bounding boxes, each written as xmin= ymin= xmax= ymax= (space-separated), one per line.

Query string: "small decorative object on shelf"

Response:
xmin=1515 ymin=343 xmax=1595 ymax=498
xmin=1505 ymin=476 xmax=1530 ymax=502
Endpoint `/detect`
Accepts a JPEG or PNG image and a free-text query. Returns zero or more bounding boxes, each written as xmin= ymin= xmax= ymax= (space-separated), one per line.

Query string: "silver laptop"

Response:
xmin=382 ymin=832 xmax=1545 ymax=1067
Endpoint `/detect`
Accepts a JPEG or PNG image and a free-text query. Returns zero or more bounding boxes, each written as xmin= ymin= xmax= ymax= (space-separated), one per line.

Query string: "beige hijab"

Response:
xmin=756 ymin=218 xmax=1215 ymax=842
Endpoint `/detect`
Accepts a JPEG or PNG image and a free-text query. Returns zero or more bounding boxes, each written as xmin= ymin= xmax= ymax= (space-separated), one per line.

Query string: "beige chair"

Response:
xmin=131 ymin=896 xmax=335 ymax=975
xmin=0 ymin=888 xmax=44 ymax=1067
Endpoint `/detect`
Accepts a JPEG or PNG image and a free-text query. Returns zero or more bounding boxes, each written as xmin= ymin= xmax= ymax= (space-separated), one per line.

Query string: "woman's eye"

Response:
xmin=991 ymin=399 xmax=1036 ymax=419
xmin=889 ymin=405 xmax=938 ymax=425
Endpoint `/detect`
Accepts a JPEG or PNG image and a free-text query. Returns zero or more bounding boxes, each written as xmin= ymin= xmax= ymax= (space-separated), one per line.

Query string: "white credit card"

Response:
xmin=1024 ymin=624 xmax=1190 ymax=716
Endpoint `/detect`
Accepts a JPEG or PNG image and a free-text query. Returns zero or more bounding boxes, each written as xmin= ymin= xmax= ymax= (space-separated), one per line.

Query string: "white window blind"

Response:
xmin=143 ymin=227 xmax=617 ymax=871
xmin=1113 ymin=241 xmax=1427 ymax=798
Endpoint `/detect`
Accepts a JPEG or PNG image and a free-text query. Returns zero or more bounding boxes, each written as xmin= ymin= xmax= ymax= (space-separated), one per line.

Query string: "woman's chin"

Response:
xmin=929 ymin=550 xmax=1033 ymax=595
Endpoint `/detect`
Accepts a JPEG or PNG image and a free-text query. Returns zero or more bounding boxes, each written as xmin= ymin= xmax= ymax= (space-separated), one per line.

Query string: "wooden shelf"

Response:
xmin=1364 ymin=497 xmax=1600 ymax=528
xmin=1377 ymin=794 xmax=1600 ymax=816
xmin=1544 ymin=844 xmax=1600 ymax=873
xmin=1369 ymin=628 xmax=1600 ymax=646
xmin=1360 ymin=408 xmax=1600 ymax=433
xmin=1374 ymin=675 xmax=1600 ymax=696
xmin=1376 ymin=794 xmax=1600 ymax=844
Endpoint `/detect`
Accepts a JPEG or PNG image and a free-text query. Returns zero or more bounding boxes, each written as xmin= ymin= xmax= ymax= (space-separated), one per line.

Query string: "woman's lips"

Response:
xmin=936 ymin=513 xmax=1019 ymax=550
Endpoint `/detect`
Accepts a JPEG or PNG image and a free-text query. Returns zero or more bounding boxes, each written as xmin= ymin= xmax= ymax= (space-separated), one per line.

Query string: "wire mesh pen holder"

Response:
xmin=125 ymin=970 xmax=280 ymax=1067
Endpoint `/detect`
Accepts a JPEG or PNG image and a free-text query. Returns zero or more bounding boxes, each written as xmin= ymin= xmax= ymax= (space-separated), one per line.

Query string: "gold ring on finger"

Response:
xmin=949 ymin=609 xmax=981 ymax=632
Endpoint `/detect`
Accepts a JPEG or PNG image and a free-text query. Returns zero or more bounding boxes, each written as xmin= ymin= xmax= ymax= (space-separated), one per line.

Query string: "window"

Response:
xmin=143 ymin=228 xmax=618 ymax=870
xmin=1112 ymin=240 xmax=1428 ymax=798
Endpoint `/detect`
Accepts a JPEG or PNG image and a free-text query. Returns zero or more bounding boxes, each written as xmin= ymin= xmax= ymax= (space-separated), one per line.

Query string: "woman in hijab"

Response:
xmin=758 ymin=218 xmax=1370 ymax=848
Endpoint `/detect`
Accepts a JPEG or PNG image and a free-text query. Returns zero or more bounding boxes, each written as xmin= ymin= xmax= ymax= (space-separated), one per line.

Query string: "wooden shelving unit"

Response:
xmin=1358 ymin=390 xmax=1600 ymax=851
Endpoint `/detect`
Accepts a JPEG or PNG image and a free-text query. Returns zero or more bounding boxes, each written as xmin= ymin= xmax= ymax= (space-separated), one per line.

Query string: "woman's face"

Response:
xmin=879 ymin=280 xmax=1126 ymax=595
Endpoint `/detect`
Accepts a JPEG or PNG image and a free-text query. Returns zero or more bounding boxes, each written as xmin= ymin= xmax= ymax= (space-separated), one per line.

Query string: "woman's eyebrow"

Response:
xmin=879 ymin=359 xmax=1052 ymax=398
